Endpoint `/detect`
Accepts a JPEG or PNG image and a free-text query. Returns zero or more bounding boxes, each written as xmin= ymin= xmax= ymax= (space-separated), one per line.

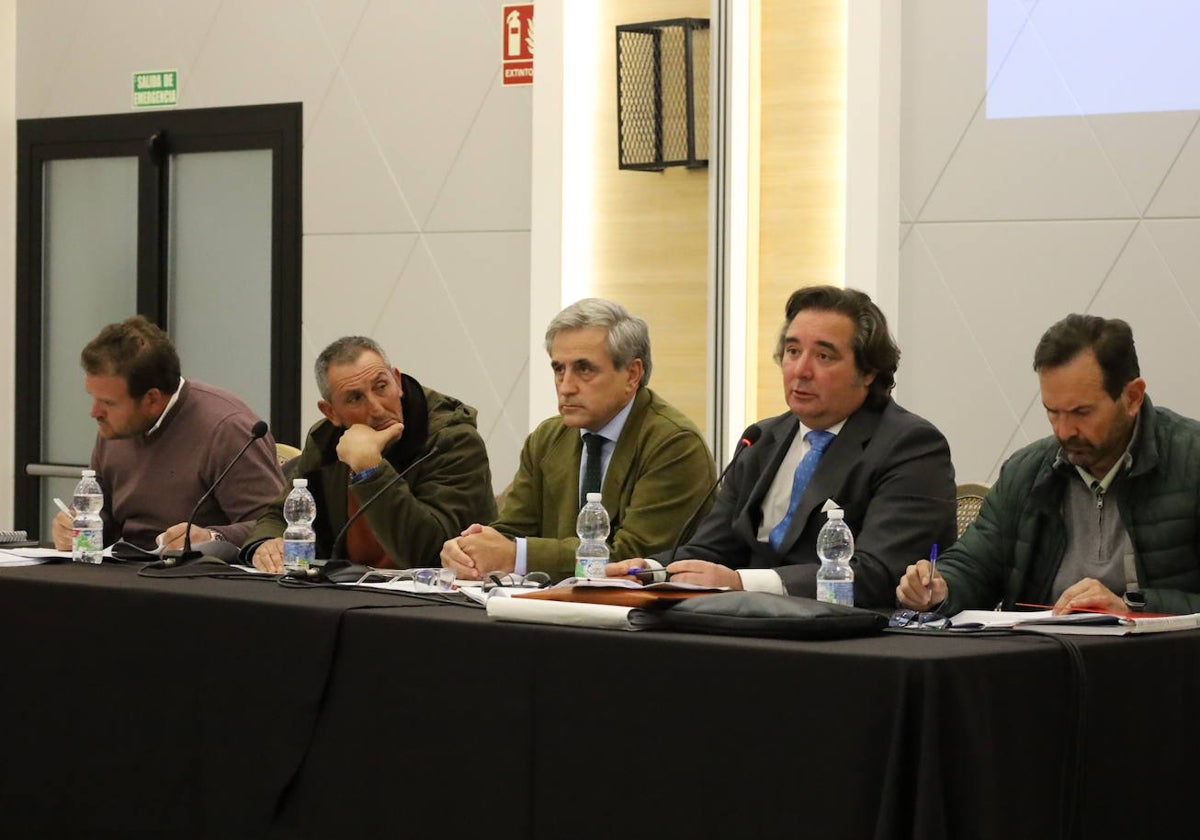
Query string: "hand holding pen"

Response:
xmin=895 ymin=545 xmax=947 ymax=611
xmin=602 ymin=559 xmax=670 ymax=583
xmin=627 ymin=566 xmax=671 ymax=581
xmin=50 ymin=497 xmax=76 ymax=551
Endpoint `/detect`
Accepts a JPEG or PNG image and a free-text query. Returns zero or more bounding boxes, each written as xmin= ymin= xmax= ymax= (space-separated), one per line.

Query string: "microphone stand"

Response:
xmin=154 ymin=420 xmax=269 ymax=569
xmin=289 ymin=439 xmax=442 ymax=582
xmin=666 ymin=424 xmax=763 ymax=566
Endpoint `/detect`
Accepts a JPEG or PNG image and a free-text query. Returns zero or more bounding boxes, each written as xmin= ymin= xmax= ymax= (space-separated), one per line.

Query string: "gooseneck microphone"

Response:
xmin=666 ymin=423 xmax=763 ymax=566
xmin=156 ymin=419 xmax=269 ymax=568
xmin=295 ymin=438 xmax=443 ymax=581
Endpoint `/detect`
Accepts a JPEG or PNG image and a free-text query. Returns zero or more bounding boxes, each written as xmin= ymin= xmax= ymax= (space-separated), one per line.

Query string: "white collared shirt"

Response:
xmin=145 ymin=376 xmax=186 ymax=437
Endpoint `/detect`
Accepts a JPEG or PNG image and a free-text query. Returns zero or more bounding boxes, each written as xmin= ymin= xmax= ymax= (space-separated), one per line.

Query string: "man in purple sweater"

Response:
xmin=51 ymin=316 xmax=284 ymax=552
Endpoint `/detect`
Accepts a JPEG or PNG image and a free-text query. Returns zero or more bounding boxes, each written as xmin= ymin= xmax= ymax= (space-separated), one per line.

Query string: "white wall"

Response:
xmin=6 ymin=0 xmax=533 ymax=508
xmin=896 ymin=0 xmax=1200 ymax=484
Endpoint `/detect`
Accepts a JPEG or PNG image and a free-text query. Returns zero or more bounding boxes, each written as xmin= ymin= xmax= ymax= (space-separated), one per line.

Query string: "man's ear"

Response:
xmin=140 ymin=388 xmax=169 ymax=417
xmin=318 ymin=399 xmax=341 ymax=426
xmin=625 ymin=358 xmax=644 ymax=391
xmin=1123 ymin=377 xmax=1147 ymax=417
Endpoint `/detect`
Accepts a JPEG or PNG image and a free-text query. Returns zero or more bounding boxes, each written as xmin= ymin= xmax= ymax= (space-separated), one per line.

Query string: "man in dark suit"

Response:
xmin=608 ymin=285 xmax=957 ymax=607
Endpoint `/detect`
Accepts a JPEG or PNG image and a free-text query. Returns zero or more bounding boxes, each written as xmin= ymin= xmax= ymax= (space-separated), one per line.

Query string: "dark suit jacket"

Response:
xmin=662 ymin=399 xmax=957 ymax=607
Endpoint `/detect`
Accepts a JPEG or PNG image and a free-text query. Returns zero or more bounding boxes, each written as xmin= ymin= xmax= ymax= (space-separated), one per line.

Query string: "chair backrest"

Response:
xmin=274 ymin=443 xmax=302 ymax=466
xmin=955 ymin=482 xmax=990 ymax=539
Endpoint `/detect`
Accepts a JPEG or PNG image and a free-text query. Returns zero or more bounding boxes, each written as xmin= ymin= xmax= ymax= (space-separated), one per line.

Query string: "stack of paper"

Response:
xmin=949 ymin=608 xmax=1200 ymax=635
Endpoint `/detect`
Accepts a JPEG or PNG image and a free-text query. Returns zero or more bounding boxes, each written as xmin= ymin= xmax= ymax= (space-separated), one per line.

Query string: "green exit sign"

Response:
xmin=132 ymin=70 xmax=178 ymax=108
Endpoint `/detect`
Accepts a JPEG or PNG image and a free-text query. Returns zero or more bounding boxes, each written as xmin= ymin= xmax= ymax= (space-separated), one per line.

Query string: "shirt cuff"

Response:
xmin=350 ymin=464 xmax=382 ymax=485
xmin=514 ymin=537 xmax=528 ymax=576
xmin=737 ymin=568 xmax=787 ymax=594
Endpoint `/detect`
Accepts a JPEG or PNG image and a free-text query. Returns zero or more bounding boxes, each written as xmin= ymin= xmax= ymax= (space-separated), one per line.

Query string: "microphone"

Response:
xmin=291 ymin=438 xmax=444 ymax=582
xmin=665 ymin=423 xmax=763 ymax=566
xmin=155 ymin=419 xmax=269 ymax=568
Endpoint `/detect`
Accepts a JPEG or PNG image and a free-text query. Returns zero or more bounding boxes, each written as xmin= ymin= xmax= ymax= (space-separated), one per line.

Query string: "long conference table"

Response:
xmin=1 ymin=561 xmax=1198 ymax=839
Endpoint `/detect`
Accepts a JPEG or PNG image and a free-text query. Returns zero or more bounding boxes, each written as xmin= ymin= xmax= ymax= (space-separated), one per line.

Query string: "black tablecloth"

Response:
xmin=2 ymin=562 xmax=1198 ymax=840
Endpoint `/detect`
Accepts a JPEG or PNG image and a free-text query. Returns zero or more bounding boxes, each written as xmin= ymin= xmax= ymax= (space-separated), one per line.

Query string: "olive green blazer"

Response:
xmin=493 ymin=387 xmax=716 ymax=578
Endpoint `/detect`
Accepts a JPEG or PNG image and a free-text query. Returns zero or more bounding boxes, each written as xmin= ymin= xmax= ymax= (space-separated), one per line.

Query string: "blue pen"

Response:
xmin=916 ymin=543 xmax=940 ymax=628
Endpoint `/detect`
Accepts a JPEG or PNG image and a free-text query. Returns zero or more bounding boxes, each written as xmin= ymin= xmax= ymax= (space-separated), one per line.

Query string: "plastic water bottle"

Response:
xmin=815 ymin=507 xmax=854 ymax=606
xmin=282 ymin=478 xmax=317 ymax=574
xmin=575 ymin=492 xmax=610 ymax=579
xmin=71 ymin=468 xmax=104 ymax=564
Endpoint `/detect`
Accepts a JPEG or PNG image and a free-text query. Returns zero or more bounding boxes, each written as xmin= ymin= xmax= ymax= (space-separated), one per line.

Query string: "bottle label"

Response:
xmin=72 ymin=527 xmax=104 ymax=563
xmin=283 ymin=539 xmax=315 ymax=571
xmin=575 ymin=544 xmax=610 ymax=580
xmin=815 ymin=580 xmax=854 ymax=607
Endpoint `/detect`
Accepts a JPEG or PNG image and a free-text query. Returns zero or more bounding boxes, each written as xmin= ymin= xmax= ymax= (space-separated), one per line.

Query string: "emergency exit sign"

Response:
xmin=132 ymin=70 xmax=178 ymax=108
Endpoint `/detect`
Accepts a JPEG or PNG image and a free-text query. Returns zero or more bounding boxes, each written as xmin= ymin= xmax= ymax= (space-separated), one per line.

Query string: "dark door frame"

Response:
xmin=14 ymin=102 xmax=302 ymax=537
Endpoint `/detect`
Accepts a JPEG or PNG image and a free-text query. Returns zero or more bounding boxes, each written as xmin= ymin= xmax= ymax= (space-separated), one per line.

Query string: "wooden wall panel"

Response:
xmin=756 ymin=0 xmax=846 ymax=419
xmin=587 ymin=0 xmax=712 ymax=438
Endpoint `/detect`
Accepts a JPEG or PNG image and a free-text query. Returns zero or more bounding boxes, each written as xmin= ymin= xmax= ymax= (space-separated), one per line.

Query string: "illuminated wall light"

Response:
xmin=560 ymin=1 xmax=600 ymax=306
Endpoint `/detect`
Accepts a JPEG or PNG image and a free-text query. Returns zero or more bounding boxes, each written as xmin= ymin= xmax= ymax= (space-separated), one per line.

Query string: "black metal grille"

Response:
xmin=617 ymin=18 xmax=710 ymax=170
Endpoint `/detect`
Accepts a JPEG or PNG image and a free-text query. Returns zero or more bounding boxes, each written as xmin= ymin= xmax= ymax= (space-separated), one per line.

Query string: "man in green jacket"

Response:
xmin=440 ymin=298 xmax=715 ymax=581
xmin=244 ymin=336 xmax=495 ymax=571
xmin=898 ymin=314 xmax=1200 ymax=616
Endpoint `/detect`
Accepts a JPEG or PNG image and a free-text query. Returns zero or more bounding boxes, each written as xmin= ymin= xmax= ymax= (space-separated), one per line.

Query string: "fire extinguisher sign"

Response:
xmin=502 ymin=4 xmax=534 ymax=86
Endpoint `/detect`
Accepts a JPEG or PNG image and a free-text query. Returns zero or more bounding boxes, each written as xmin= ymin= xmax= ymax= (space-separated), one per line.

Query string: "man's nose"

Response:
xmin=790 ymin=354 xmax=814 ymax=379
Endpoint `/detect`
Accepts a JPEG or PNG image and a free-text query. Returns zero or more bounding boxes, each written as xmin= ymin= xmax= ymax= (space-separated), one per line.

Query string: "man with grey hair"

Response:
xmin=441 ymin=298 xmax=715 ymax=581
xmin=244 ymin=336 xmax=495 ymax=571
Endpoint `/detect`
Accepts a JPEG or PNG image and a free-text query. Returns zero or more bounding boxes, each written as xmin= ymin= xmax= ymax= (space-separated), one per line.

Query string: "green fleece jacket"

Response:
xmin=939 ymin=397 xmax=1200 ymax=615
xmin=244 ymin=375 xmax=495 ymax=567
xmin=493 ymin=387 xmax=716 ymax=579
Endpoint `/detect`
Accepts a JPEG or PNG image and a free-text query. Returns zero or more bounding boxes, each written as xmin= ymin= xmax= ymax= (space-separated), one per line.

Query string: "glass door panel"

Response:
xmin=167 ymin=149 xmax=273 ymax=423
xmin=38 ymin=156 xmax=139 ymax=537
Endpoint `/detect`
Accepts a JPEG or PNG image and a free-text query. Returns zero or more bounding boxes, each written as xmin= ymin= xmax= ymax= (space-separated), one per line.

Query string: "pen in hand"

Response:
xmin=53 ymin=497 xmax=74 ymax=518
xmin=626 ymin=567 xmax=671 ymax=580
xmin=927 ymin=543 xmax=938 ymax=591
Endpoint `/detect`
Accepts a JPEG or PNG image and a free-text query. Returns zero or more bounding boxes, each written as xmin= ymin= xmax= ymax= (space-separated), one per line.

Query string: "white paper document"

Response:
xmin=949 ymin=608 xmax=1200 ymax=635
xmin=486 ymin=595 xmax=661 ymax=631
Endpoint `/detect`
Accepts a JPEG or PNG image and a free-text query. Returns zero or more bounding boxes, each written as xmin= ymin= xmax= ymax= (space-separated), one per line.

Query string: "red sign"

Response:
xmin=502 ymin=4 xmax=534 ymax=86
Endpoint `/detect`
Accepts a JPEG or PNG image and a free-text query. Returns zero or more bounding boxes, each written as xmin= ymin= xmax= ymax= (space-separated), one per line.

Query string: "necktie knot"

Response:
xmin=806 ymin=429 xmax=835 ymax=454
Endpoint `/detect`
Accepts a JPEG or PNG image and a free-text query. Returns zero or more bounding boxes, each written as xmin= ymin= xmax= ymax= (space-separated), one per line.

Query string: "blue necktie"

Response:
xmin=768 ymin=429 xmax=835 ymax=551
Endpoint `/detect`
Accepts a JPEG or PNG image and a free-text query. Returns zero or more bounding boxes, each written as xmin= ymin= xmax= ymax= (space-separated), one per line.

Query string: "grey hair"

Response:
xmin=315 ymin=336 xmax=393 ymax=401
xmin=543 ymin=298 xmax=652 ymax=387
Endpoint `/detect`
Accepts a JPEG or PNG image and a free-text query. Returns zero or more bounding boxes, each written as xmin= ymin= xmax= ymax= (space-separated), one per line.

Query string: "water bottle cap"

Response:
xmin=586 ymin=492 xmax=602 ymax=503
xmin=292 ymin=478 xmax=308 ymax=488
xmin=81 ymin=469 xmax=96 ymax=477
xmin=827 ymin=508 xmax=844 ymax=520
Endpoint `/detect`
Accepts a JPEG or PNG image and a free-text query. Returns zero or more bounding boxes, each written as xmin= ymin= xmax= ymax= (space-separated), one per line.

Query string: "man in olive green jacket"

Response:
xmin=244 ymin=336 xmax=495 ymax=571
xmin=898 ymin=314 xmax=1200 ymax=616
xmin=441 ymin=298 xmax=715 ymax=581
